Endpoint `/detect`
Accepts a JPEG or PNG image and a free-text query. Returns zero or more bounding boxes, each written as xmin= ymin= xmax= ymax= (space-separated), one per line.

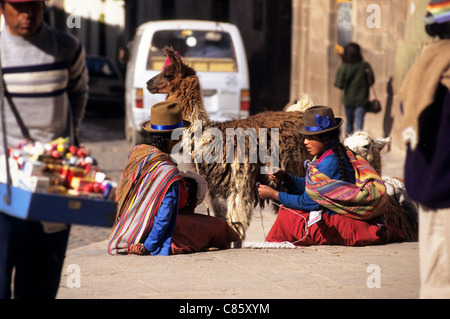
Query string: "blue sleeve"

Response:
xmin=283 ymin=174 xmax=306 ymax=194
xmin=143 ymin=182 xmax=179 ymax=255
xmin=278 ymin=190 xmax=320 ymax=211
xmin=278 ymin=155 xmax=341 ymax=211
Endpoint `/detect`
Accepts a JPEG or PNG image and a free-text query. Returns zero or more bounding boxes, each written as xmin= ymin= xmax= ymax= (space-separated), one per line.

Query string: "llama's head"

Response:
xmin=146 ymin=46 xmax=197 ymax=95
xmin=344 ymin=131 xmax=391 ymax=174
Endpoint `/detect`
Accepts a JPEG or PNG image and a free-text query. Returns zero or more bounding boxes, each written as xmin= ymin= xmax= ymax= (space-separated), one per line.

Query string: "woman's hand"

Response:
xmin=257 ymin=184 xmax=279 ymax=201
xmin=268 ymin=168 xmax=289 ymax=183
xmin=126 ymin=243 xmax=149 ymax=255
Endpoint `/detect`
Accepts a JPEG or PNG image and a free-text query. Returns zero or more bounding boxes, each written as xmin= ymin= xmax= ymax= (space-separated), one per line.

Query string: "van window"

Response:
xmin=146 ymin=30 xmax=238 ymax=72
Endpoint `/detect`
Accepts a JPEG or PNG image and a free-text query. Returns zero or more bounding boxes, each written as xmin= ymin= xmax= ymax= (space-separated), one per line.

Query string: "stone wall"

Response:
xmin=290 ymin=0 xmax=434 ymax=155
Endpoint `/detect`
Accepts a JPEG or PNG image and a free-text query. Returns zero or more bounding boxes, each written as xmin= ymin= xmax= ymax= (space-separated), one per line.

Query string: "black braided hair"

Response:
xmin=320 ymin=129 xmax=353 ymax=183
xmin=140 ymin=130 xmax=172 ymax=151
xmin=425 ymin=13 xmax=450 ymax=39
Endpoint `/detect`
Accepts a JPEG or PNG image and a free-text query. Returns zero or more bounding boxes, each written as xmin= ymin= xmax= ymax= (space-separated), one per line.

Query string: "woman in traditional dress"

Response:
xmin=258 ymin=106 xmax=403 ymax=246
xmin=107 ymin=101 xmax=189 ymax=255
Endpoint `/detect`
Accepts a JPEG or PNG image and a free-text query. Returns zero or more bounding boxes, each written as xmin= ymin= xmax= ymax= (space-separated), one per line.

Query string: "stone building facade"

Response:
xmin=290 ymin=0 xmax=434 ymax=154
xmin=42 ymin=0 xmax=437 ymax=154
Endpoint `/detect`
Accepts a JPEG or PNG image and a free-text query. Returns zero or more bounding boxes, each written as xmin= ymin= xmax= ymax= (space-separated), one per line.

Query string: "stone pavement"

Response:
xmin=57 ymin=151 xmax=421 ymax=301
xmin=59 ymin=214 xmax=419 ymax=300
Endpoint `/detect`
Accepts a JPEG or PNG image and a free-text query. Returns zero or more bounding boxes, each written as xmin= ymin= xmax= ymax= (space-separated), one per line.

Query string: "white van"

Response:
xmin=125 ymin=20 xmax=250 ymax=144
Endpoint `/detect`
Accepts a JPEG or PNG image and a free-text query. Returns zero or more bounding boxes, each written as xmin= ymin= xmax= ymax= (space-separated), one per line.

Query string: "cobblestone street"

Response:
xmin=67 ymin=112 xmax=128 ymax=250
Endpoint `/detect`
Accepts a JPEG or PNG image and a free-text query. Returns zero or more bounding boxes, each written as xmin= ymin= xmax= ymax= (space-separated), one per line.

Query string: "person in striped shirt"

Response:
xmin=0 ymin=0 xmax=88 ymax=299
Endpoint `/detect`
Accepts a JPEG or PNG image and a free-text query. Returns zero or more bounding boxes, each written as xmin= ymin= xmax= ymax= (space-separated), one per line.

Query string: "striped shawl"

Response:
xmin=305 ymin=149 xmax=387 ymax=220
xmin=107 ymin=145 xmax=182 ymax=254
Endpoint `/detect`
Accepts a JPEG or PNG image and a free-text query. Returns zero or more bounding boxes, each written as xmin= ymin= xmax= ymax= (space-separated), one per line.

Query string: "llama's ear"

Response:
xmin=374 ymin=137 xmax=391 ymax=151
xmin=162 ymin=46 xmax=182 ymax=69
xmin=168 ymin=51 xmax=183 ymax=71
xmin=162 ymin=45 xmax=174 ymax=59
xmin=162 ymin=46 xmax=195 ymax=77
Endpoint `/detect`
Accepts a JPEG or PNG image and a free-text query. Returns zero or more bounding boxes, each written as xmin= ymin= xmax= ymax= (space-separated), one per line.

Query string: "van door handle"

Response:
xmin=202 ymin=89 xmax=217 ymax=97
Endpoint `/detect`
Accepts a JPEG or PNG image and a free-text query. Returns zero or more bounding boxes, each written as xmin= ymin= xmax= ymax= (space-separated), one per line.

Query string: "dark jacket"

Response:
xmin=334 ymin=61 xmax=374 ymax=108
xmin=404 ymin=84 xmax=450 ymax=208
xmin=400 ymin=40 xmax=450 ymax=209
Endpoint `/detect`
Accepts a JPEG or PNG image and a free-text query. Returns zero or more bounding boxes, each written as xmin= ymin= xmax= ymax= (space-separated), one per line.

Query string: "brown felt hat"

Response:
xmin=141 ymin=101 xmax=190 ymax=133
xmin=299 ymin=106 xmax=343 ymax=135
xmin=3 ymin=0 xmax=45 ymax=2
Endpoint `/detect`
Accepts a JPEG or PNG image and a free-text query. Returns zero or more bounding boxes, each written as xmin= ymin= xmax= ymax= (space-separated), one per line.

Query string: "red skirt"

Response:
xmin=266 ymin=207 xmax=404 ymax=246
xmin=171 ymin=212 xmax=240 ymax=254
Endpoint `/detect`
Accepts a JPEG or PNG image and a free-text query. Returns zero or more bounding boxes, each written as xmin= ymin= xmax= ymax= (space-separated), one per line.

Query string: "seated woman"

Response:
xmin=258 ymin=106 xmax=404 ymax=246
xmin=107 ymin=101 xmax=189 ymax=256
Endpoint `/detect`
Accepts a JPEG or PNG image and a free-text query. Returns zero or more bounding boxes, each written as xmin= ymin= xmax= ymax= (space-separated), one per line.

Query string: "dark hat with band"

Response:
xmin=424 ymin=0 xmax=450 ymax=24
xmin=299 ymin=106 xmax=343 ymax=135
xmin=141 ymin=101 xmax=190 ymax=133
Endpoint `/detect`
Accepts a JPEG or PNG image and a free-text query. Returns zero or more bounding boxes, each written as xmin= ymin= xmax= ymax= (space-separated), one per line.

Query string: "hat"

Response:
xmin=141 ymin=101 xmax=190 ymax=133
xmin=424 ymin=0 xmax=450 ymax=24
xmin=3 ymin=0 xmax=46 ymax=2
xmin=180 ymin=171 xmax=208 ymax=205
xmin=299 ymin=106 xmax=343 ymax=135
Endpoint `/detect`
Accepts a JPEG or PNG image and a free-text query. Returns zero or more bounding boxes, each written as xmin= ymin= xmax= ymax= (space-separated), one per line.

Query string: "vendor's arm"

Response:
xmin=67 ymin=42 xmax=89 ymax=139
xmin=143 ymin=182 xmax=179 ymax=255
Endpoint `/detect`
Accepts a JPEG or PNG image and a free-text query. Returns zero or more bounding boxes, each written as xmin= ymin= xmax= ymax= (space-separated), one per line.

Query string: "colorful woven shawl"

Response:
xmin=305 ymin=149 xmax=387 ymax=220
xmin=107 ymin=145 xmax=182 ymax=254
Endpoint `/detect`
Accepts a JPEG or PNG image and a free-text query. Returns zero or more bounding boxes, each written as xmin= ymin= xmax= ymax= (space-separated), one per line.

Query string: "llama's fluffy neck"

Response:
xmin=166 ymin=75 xmax=211 ymax=127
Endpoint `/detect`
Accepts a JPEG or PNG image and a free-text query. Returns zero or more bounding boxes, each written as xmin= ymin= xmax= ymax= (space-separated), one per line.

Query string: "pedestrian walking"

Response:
xmin=400 ymin=0 xmax=450 ymax=299
xmin=0 ymin=0 xmax=88 ymax=299
xmin=334 ymin=42 xmax=375 ymax=135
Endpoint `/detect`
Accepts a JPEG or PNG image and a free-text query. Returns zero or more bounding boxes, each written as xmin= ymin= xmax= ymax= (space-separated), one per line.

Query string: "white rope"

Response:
xmin=268 ymin=200 xmax=309 ymax=245
xmin=258 ymin=203 xmax=267 ymax=240
xmin=251 ymin=195 xmax=310 ymax=248
xmin=242 ymin=241 xmax=298 ymax=249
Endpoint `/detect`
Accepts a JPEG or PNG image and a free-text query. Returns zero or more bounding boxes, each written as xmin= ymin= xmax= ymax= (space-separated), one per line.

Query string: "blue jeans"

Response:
xmin=345 ymin=106 xmax=366 ymax=135
xmin=0 ymin=212 xmax=70 ymax=299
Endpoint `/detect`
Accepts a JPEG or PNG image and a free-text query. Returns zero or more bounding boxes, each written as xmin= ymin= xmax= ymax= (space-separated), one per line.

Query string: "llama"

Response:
xmin=343 ymin=131 xmax=391 ymax=176
xmin=344 ymin=131 xmax=418 ymax=241
xmin=146 ymin=46 xmax=313 ymax=242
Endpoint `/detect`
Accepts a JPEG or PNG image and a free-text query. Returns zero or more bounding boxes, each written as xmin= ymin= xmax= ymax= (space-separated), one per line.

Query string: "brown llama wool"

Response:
xmin=146 ymin=47 xmax=312 ymax=242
